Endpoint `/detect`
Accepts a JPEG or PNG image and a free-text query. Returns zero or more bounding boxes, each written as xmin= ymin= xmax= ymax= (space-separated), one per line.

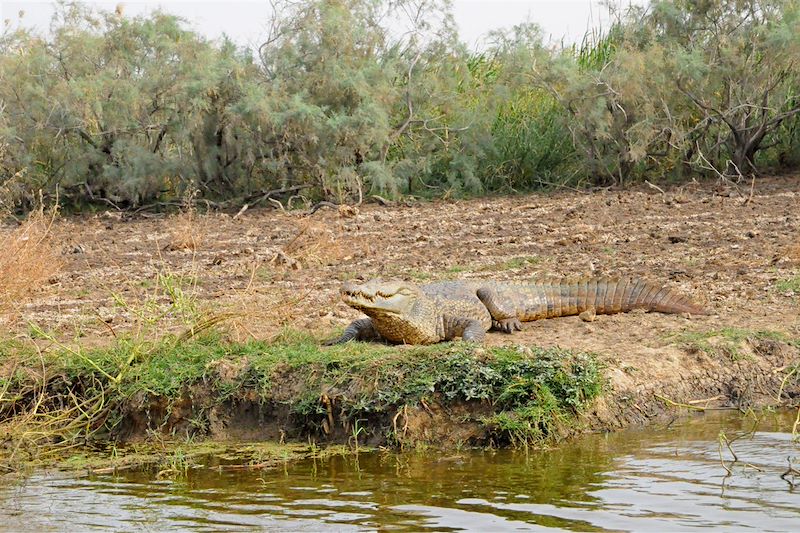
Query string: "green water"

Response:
xmin=2 ymin=410 xmax=799 ymax=531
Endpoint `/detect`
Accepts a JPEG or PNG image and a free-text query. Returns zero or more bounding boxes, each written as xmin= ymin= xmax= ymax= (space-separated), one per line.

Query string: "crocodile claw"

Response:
xmin=493 ymin=318 xmax=522 ymax=333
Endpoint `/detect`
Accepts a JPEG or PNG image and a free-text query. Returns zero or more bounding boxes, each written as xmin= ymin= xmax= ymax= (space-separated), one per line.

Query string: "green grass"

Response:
xmin=776 ymin=275 xmax=800 ymax=293
xmin=405 ymin=270 xmax=436 ymax=282
xmin=574 ymin=26 xmax=619 ymax=71
xmin=446 ymin=265 xmax=468 ymax=275
xmin=0 ymin=328 xmax=605 ymax=464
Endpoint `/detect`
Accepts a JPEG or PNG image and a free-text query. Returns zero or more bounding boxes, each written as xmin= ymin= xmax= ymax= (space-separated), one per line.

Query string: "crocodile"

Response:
xmin=327 ymin=277 xmax=708 ymax=345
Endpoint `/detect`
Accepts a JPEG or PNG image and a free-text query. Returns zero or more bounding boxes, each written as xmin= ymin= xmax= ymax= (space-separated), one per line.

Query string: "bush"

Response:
xmin=1 ymin=0 xmax=800 ymax=211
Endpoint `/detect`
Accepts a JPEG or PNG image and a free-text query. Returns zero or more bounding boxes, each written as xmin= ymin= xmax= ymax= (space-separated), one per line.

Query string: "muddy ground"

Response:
xmin=3 ymin=175 xmax=800 ymax=437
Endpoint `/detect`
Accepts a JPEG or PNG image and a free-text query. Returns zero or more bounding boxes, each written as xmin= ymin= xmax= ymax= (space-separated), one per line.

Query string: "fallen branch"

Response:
xmin=267 ymin=197 xmax=286 ymax=212
xmin=743 ymin=174 xmax=756 ymax=206
xmin=245 ymin=185 xmax=311 ymax=207
xmin=645 ymin=180 xmax=666 ymax=197
xmin=655 ymin=394 xmax=710 ymax=411
xmin=306 ymin=201 xmax=339 ymax=215
xmin=371 ymin=194 xmax=391 ymax=206
xmin=232 ymin=203 xmax=249 ymax=220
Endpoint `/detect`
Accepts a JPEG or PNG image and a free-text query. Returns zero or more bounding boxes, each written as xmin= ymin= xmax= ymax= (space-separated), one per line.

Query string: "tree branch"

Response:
xmin=75 ymin=128 xmax=98 ymax=149
xmin=677 ymin=79 xmax=743 ymax=147
xmin=381 ymin=50 xmax=423 ymax=163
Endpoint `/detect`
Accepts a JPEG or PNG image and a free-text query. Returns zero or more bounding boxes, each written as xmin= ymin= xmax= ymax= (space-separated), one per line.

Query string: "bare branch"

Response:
xmin=381 ymin=50 xmax=423 ymax=163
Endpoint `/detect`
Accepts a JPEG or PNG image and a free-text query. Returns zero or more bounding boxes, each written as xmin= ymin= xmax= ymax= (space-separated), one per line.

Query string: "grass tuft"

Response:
xmin=482 ymin=256 xmax=541 ymax=272
xmin=166 ymin=190 xmax=206 ymax=252
xmin=786 ymin=243 xmax=800 ymax=265
xmin=0 ymin=205 xmax=61 ymax=320
xmin=277 ymin=218 xmax=349 ymax=269
xmin=776 ymin=274 xmax=800 ymax=293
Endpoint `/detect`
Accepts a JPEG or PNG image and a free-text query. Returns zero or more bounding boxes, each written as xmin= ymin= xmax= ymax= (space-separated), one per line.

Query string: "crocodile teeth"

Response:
xmin=344 ymin=290 xmax=397 ymax=301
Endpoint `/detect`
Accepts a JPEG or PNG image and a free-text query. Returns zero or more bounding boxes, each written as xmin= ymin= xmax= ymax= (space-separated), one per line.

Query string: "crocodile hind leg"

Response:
xmin=324 ymin=318 xmax=383 ymax=345
xmin=443 ymin=316 xmax=486 ymax=342
xmin=475 ymin=288 xmax=523 ymax=333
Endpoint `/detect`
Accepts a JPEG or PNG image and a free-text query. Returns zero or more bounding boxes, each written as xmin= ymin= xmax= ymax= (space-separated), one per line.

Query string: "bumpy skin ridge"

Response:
xmin=328 ymin=277 xmax=708 ymax=345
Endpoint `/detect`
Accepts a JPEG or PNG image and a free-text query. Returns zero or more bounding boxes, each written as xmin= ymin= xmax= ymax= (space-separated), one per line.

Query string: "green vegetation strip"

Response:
xmin=0 ymin=332 xmax=604 ymax=470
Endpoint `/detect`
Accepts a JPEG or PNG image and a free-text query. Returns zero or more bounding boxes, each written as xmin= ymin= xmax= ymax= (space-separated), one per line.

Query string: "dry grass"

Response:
xmin=0 ymin=206 xmax=61 ymax=318
xmin=200 ymin=216 xmax=345 ymax=341
xmin=788 ymin=242 xmax=800 ymax=265
xmin=0 ymin=338 xmax=120 ymax=471
xmin=221 ymin=279 xmax=313 ymax=343
xmin=276 ymin=218 xmax=348 ymax=269
xmin=165 ymin=206 xmax=207 ymax=252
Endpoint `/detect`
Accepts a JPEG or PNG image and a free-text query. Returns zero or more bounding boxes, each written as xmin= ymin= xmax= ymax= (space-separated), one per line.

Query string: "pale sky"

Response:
xmin=2 ymin=1 xmax=647 ymax=50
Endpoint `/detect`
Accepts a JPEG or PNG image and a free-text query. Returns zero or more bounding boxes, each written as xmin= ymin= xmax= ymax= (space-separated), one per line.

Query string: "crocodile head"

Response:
xmin=341 ymin=279 xmax=439 ymax=344
xmin=342 ymin=279 xmax=422 ymax=313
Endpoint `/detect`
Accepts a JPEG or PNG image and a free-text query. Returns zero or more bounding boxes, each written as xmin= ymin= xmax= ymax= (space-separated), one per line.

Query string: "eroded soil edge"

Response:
xmin=2 ymin=176 xmax=799 ymax=461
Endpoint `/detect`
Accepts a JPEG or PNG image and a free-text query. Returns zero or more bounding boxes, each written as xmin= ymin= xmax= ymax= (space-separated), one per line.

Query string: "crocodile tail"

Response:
xmin=551 ymin=277 xmax=708 ymax=317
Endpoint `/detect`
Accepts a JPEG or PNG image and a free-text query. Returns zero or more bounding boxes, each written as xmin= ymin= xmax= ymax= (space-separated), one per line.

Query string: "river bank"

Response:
xmin=1 ymin=328 xmax=797 ymax=474
xmin=1 ymin=175 xmax=799 ymax=471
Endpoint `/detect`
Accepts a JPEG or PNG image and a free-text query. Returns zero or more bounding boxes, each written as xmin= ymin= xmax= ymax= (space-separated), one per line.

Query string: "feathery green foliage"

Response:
xmin=2 ymin=0 xmax=800 ymax=211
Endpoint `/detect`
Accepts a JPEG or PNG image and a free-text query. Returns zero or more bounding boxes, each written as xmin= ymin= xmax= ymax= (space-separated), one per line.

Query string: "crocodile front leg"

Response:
xmin=324 ymin=318 xmax=383 ymax=345
xmin=476 ymin=287 xmax=523 ymax=333
xmin=443 ymin=316 xmax=486 ymax=342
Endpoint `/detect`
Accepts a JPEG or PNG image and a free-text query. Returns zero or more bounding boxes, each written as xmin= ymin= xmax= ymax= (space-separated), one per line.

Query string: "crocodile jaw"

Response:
xmin=341 ymin=280 xmax=418 ymax=315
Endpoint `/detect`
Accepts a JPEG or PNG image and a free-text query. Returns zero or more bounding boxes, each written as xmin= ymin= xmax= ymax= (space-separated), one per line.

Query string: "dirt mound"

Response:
xmin=111 ymin=335 xmax=798 ymax=448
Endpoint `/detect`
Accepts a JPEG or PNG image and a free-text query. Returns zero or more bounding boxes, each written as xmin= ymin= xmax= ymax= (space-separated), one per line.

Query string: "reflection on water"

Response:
xmin=2 ymin=410 xmax=798 ymax=531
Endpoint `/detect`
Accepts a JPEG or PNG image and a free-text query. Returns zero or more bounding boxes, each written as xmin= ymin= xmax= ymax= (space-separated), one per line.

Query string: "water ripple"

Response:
xmin=1 ymin=411 xmax=798 ymax=531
